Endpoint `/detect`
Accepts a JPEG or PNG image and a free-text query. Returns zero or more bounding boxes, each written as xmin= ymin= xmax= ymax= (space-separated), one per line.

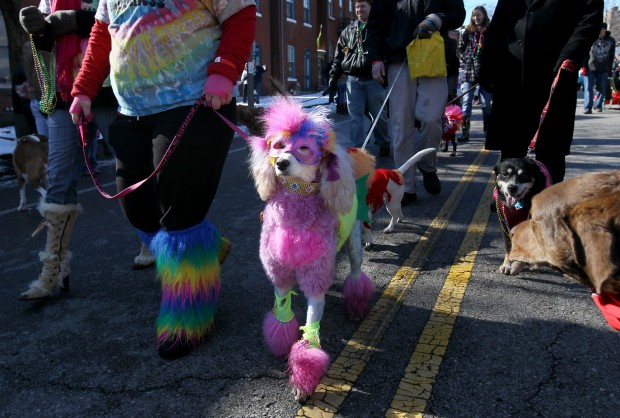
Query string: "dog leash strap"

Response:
xmin=528 ymin=61 xmax=574 ymax=154
xmin=448 ymin=82 xmax=479 ymax=105
xmin=213 ymin=107 xmax=250 ymax=142
xmin=361 ymin=61 xmax=406 ymax=150
xmin=79 ymin=96 xmax=248 ymax=199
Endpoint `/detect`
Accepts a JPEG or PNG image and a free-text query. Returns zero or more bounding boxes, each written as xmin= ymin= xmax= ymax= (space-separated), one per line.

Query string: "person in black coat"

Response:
xmin=479 ymin=0 xmax=603 ymax=184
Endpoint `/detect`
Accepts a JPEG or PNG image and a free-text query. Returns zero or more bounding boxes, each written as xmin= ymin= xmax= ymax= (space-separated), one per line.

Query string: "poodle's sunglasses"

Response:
xmin=268 ymin=135 xmax=324 ymax=165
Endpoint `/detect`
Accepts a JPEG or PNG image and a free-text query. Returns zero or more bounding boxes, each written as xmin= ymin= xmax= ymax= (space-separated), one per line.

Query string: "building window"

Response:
xmin=328 ymin=0 xmax=334 ymax=19
xmin=256 ymin=0 xmax=261 ymax=15
xmin=254 ymin=45 xmax=262 ymax=66
xmin=303 ymin=0 xmax=311 ymax=25
xmin=304 ymin=49 xmax=311 ymax=90
xmin=349 ymin=0 xmax=352 ymax=13
xmin=286 ymin=0 xmax=295 ymax=20
xmin=287 ymin=45 xmax=296 ymax=79
xmin=339 ymin=0 xmax=344 ymax=19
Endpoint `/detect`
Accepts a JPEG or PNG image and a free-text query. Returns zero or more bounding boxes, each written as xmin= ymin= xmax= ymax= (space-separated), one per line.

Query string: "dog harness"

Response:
xmin=366 ymin=169 xmax=403 ymax=214
xmin=494 ymin=188 xmax=531 ymax=238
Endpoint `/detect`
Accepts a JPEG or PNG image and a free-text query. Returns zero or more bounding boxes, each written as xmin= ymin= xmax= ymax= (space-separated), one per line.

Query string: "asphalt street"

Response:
xmin=0 ymin=95 xmax=618 ymax=418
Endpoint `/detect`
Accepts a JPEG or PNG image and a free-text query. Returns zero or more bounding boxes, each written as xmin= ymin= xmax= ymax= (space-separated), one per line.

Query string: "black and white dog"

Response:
xmin=493 ymin=157 xmax=551 ymax=275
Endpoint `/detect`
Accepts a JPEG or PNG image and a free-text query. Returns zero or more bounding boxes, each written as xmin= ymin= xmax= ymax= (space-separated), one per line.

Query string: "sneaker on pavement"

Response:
xmin=418 ymin=167 xmax=441 ymax=195
xmin=584 ymin=109 xmax=592 ymax=114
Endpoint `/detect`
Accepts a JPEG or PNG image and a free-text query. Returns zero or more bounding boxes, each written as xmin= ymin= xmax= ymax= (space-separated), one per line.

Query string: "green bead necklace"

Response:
xmin=30 ymin=34 xmax=57 ymax=115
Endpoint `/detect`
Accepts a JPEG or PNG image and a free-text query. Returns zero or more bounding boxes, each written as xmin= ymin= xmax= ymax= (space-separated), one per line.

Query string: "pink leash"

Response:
xmin=527 ymin=60 xmax=577 ymax=156
xmin=79 ymin=95 xmax=250 ymax=199
xmin=522 ymin=60 xmax=577 ymax=185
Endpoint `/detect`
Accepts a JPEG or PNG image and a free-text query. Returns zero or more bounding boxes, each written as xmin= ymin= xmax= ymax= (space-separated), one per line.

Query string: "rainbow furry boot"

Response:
xmin=151 ymin=219 xmax=230 ymax=359
xmin=288 ymin=321 xmax=330 ymax=402
xmin=263 ymin=289 xmax=300 ymax=357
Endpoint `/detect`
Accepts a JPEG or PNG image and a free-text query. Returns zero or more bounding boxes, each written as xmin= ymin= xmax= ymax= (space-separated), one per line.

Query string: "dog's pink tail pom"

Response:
xmin=288 ymin=341 xmax=330 ymax=401
xmin=343 ymin=272 xmax=375 ymax=321
xmin=262 ymin=311 xmax=300 ymax=357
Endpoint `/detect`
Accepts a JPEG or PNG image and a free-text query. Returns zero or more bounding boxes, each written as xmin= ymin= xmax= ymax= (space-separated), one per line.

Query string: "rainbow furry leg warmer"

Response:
xmin=150 ymin=219 xmax=227 ymax=359
xmin=263 ymin=290 xmax=300 ymax=357
xmin=136 ymin=229 xmax=157 ymax=246
xmin=288 ymin=321 xmax=330 ymax=401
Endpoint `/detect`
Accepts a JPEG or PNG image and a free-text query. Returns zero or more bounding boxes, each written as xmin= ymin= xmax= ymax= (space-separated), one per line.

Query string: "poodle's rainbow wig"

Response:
xmin=249 ymin=97 xmax=336 ymax=155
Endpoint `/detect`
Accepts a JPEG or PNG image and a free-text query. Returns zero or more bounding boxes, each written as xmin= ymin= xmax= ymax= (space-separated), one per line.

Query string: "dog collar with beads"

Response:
xmin=279 ymin=177 xmax=321 ymax=196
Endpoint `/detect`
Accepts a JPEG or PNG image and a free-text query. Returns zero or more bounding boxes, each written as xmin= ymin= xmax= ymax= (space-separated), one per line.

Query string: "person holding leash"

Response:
xmin=480 ymin=0 xmax=603 ymax=184
xmin=365 ymin=0 xmax=466 ymax=205
xmin=69 ymin=0 xmax=256 ymax=359
xmin=17 ymin=0 xmax=117 ymax=302
xmin=329 ymin=0 xmax=392 ymax=156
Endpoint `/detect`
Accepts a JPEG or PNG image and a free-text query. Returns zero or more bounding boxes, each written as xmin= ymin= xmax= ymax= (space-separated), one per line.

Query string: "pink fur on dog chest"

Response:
xmin=267 ymin=227 xmax=328 ymax=267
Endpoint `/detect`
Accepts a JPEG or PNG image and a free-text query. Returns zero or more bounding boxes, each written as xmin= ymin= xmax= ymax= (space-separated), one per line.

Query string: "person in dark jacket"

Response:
xmin=253 ymin=63 xmax=267 ymax=104
xmin=479 ymin=0 xmax=603 ymax=184
xmin=366 ymin=0 xmax=465 ymax=205
xmin=582 ymin=22 xmax=616 ymax=113
xmin=329 ymin=0 xmax=391 ymax=156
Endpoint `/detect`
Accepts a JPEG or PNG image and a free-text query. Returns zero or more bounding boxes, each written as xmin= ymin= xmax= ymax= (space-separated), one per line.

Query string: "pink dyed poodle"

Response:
xmin=248 ymin=98 xmax=374 ymax=401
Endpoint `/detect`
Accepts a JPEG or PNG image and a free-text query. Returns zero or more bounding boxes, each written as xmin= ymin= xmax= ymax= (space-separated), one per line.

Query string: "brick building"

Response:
xmin=252 ymin=0 xmax=353 ymax=95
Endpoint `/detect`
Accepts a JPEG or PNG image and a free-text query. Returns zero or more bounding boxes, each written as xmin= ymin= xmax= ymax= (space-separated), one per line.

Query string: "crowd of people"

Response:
xmin=12 ymin=0 xmax=612 ymax=361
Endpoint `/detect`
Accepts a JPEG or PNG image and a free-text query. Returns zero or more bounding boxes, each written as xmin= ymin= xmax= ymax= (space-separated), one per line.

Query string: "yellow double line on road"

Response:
xmin=297 ymin=149 xmax=496 ymax=417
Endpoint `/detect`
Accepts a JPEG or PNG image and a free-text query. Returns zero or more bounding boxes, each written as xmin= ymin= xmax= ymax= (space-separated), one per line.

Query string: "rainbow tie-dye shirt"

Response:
xmin=95 ymin=0 xmax=253 ymax=116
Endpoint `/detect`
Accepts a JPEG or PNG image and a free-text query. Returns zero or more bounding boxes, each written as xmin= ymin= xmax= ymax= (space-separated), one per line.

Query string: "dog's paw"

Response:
xmin=499 ymin=264 xmax=512 ymax=275
xmin=508 ymin=261 xmax=526 ymax=275
xmin=499 ymin=262 xmax=526 ymax=275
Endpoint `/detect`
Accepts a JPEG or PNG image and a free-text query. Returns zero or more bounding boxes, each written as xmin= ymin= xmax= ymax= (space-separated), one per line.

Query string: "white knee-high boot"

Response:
xmin=20 ymin=201 xmax=82 ymax=301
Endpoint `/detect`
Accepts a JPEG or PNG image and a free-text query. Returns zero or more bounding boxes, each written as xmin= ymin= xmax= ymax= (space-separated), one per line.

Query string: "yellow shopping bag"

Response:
xmin=406 ymin=32 xmax=447 ymax=79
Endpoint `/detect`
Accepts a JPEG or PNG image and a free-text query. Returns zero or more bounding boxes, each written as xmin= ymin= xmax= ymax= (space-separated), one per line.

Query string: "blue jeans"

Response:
xmin=583 ymin=71 xmax=609 ymax=111
xmin=46 ymin=107 xmax=117 ymax=205
xmin=345 ymin=75 xmax=391 ymax=148
xmin=30 ymin=99 xmax=49 ymax=137
xmin=461 ymin=81 xmax=492 ymax=118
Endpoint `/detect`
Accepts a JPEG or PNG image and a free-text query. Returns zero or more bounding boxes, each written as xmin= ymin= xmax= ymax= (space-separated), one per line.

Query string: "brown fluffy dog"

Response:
xmin=12 ymin=134 xmax=48 ymax=211
xmin=509 ymin=170 xmax=620 ymax=294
